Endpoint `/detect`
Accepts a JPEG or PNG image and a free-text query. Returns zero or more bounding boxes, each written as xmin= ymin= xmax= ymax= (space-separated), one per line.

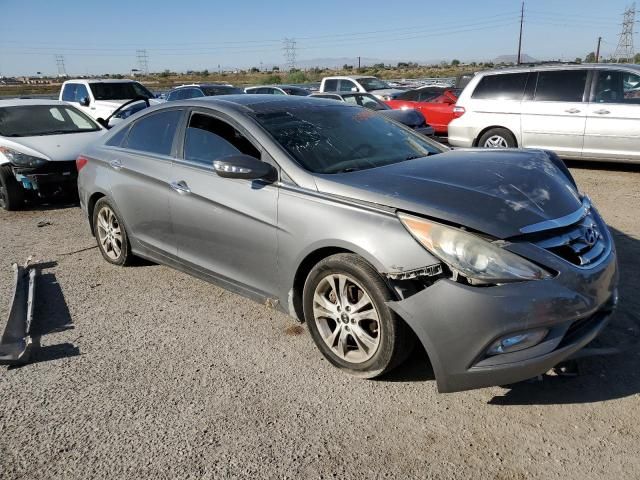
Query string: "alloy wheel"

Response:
xmin=96 ymin=206 xmax=123 ymax=260
xmin=483 ymin=135 xmax=509 ymax=148
xmin=312 ymin=273 xmax=381 ymax=363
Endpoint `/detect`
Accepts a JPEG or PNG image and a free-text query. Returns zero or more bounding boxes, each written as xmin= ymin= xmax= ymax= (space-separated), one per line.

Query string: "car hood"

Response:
xmin=313 ymin=149 xmax=582 ymax=239
xmin=379 ymin=108 xmax=425 ymax=127
xmin=1 ymin=130 xmax=105 ymax=162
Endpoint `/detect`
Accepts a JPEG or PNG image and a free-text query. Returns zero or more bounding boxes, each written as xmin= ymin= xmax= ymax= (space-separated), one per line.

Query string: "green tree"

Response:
xmin=585 ymin=51 xmax=596 ymax=63
xmin=159 ymin=69 xmax=171 ymax=78
xmin=342 ymin=64 xmax=353 ymax=70
xmin=634 ymin=53 xmax=640 ymax=64
xmin=574 ymin=57 xmax=582 ymax=64
xmin=451 ymin=59 xmax=461 ymax=66
xmin=202 ymin=69 xmax=209 ymax=77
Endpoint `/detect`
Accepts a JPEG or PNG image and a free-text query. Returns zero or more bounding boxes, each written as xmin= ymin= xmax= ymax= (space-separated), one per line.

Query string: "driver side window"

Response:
xmin=183 ymin=113 xmax=261 ymax=167
xmin=594 ymin=70 xmax=640 ymax=104
xmin=339 ymin=80 xmax=357 ymax=92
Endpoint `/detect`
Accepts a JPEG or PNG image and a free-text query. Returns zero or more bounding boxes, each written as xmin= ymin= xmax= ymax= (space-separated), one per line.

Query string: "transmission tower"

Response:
xmin=613 ymin=3 xmax=636 ymax=62
xmin=55 ymin=54 xmax=67 ymax=77
xmin=136 ymin=49 xmax=149 ymax=75
xmin=282 ymin=38 xmax=297 ymax=71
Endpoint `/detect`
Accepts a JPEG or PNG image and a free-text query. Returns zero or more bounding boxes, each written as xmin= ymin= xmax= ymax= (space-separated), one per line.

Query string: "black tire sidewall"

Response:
xmin=479 ymin=128 xmax=517 ymax=148
xmin=92 ymin=198 xmax=131 ymax=266
xmin=303 ymin=254 xmax=400 ymax=377
xmin=0 ymin=165 xmax=24 ymax=211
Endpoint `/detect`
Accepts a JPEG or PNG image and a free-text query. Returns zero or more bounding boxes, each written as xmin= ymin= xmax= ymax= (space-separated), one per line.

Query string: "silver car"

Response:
xmin=78 ymin=95 xmax=618 ymax=392
xmin=448 ymin=64 xmax=640 ymax=163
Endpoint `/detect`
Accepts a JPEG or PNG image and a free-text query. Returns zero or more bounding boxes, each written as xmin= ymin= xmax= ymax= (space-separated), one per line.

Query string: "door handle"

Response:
xmin=109 ymin=159 xmax=122 ymax=170
xmin=169 ymin=180 xmax=191 ymax=194
xmin=593 ymin=109 xmax=610 ymax=115
xmin=564 ymin=108 xmax=581 ymax=114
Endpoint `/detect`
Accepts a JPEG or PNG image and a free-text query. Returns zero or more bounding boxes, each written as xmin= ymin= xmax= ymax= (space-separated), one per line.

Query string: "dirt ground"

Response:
xmin=0 ymin=161 xmax=639 ymax=479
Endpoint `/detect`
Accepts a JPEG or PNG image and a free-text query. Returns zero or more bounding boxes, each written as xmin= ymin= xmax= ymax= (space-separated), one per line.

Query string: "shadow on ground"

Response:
xmin=9 ymin=262 xmax=80 ymax=368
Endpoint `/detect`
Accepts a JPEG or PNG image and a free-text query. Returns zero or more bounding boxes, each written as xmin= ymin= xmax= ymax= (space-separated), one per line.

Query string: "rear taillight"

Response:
xmin=453 ymin=106 xmax=466 ymax=118
xmin=76 ymin=156 xmax=88 ymax=172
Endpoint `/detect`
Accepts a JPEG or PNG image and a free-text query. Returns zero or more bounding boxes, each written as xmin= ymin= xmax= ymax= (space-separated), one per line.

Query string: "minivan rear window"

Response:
xmin=471 ymin=73 xmax=528 ymax=100
xmin=534 ymin=70 xmax=588 ymax=102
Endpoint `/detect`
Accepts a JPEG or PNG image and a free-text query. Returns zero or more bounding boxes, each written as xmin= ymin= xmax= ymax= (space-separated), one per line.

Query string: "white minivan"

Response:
xmin=448 ymin=64 xmax=640 ymax=163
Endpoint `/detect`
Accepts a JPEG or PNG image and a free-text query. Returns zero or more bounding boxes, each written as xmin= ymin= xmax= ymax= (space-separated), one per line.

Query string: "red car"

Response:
xmin=385 ymin=87 xmax=460 ymax=136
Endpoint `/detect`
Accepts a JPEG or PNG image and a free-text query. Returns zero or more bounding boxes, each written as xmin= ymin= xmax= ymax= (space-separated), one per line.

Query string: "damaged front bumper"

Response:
xmin=0 ymin=263 xmax=37 ymax=365
xmin=388 ymin=247 xmax=619 ymax=393
xmin=12 ymin=160 xmax=77 ymax=197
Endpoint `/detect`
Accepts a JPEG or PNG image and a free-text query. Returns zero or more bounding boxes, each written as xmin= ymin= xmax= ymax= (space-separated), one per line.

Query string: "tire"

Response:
xmin=92 ymin=198 xmax=133 ymax=266
xmin=303 ymin=253 xmax=415 ymax=378
xmin=478 ymin=127 xmax=517 ymax=149
xmin=0 ymin=165 xmax=25 ymax=211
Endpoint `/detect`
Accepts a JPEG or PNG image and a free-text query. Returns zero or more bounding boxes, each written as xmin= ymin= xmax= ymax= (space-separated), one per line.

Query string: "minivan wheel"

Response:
xmin=0 ymin=165 xmax=25 ymax=211
xmin=478 ymin=128 xmax=516 ymax=148
xmin=93 ymin=198 xmax=133 ymax=266
xmin=303 ymin=253 xmax=414 ymax=378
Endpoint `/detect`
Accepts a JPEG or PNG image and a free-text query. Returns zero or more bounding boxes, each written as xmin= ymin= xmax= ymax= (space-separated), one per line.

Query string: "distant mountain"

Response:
xmin=493 ymin=54 xmax=538 ymax=64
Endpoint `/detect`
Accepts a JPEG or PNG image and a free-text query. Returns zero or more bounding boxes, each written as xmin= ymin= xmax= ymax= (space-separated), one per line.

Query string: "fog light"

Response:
xmin=486 ymin=329 xmax=548 ymax=356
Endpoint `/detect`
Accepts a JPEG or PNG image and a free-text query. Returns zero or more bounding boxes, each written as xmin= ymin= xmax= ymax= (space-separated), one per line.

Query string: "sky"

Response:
xmin=0 ymin=0 xmax=634 ymax=76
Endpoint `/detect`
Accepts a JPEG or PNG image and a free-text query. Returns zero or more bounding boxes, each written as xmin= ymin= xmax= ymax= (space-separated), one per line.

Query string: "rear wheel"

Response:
xmin=478 ymin=127 xmax=517 ymax=148
xmin=92 ymin=198 xmax=133 ymax=266
xmin=0 ymin=165 xmax=24 ymax=211
xmin=303 ymin=253 xmax=414 ymax=378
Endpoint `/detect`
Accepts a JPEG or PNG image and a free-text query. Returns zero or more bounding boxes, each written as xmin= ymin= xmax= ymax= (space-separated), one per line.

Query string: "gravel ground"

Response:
xmin=1 ymin=162 xmax=639 ymax=480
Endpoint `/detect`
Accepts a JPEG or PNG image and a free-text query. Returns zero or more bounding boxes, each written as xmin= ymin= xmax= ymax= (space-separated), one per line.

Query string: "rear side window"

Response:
xmin=339 ymin=80 xmax=357 ymax=92
xmin=471 ymin=73 xmax=528 ymax=100
xmin=105 ymin=127 xmax=129 ymax=147
xmin=534 ymin=70 xmax=588 ymax=102
xmin=125 ymin=110 xmax=183 ymax=156
xmin=323 ymin=79 xmax=338 ymax=91
xmin=62 ymin=84 xmax=77 ymax=101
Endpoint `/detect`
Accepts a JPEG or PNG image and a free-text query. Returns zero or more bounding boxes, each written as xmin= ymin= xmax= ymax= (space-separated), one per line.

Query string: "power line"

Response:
xmin=613 ymin=3 xmax=636 ymax=62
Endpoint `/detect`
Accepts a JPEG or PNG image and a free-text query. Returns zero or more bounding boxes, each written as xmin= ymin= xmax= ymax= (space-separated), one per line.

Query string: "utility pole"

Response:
xmin=358 ymin=56 xmax=361 ymax=69
xmin=595 ymin=36 xmax=602 ymax=62
xmin=517 ymin=1 xmax=524 ymax=64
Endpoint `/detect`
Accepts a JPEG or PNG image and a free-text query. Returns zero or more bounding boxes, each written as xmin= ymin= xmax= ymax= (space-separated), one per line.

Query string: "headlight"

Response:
xmin=0 ymin=147 xmax=47 ymax=167
xmin=398 ymin=213 xmax=551 ymax=283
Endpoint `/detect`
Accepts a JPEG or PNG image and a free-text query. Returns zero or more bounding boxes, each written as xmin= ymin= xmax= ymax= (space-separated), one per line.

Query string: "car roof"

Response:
xmin=0 ymin=99 xmax=69 ymax=107
xmin=311 ymin=91 xmax=374 ymax=97
xmin=173 ymin=83 xmax=233 ymax=89
xmin=166 ymin=94 xmax=345 ymax=112
xmin=323 ymin=75 xmax=376 ymax=80
xmin=245 ymin=85 xmax=306 ymax=89
xmin=477 ymin=63 xmax=640 ymax=76
xmin=64 ymin=79 xmax=138 ymax=84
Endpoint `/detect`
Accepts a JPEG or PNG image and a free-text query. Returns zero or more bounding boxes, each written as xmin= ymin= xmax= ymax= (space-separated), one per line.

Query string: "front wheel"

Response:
xmin=303 ymin=253 xmax=414 ymax=378
xmin=92 ymin=198 xmax=133 ymax=266
xmin=478 ymin=128 xmax=517 ymax=148
xmin=0 ymin=165 xmax=24 ymax=211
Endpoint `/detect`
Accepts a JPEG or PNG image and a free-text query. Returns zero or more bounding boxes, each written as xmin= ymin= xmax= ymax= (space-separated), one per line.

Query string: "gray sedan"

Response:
xmin=77 ymin=95 xmax=618 ymax=392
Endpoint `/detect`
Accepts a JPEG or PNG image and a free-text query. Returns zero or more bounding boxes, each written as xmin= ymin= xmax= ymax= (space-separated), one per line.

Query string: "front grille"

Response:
xmin=525 ymin=211 xmax=610 ymax=267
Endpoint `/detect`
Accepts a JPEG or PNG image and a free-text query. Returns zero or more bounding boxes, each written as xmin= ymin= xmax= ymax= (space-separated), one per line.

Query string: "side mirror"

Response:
xmin=213 ymin=154 xmax=276 ymax=181
xmin=80 ymin=96 xmax=91 ymax=107
xmin=96 ymin=117 xmax=109 ymax=128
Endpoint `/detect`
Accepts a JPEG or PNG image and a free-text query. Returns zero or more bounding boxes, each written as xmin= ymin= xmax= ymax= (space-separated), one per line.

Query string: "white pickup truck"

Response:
xmin=59 ymin=79 xmax=162 ymax=124
xmin=319 ymin=75 xmax=403 ymax=100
